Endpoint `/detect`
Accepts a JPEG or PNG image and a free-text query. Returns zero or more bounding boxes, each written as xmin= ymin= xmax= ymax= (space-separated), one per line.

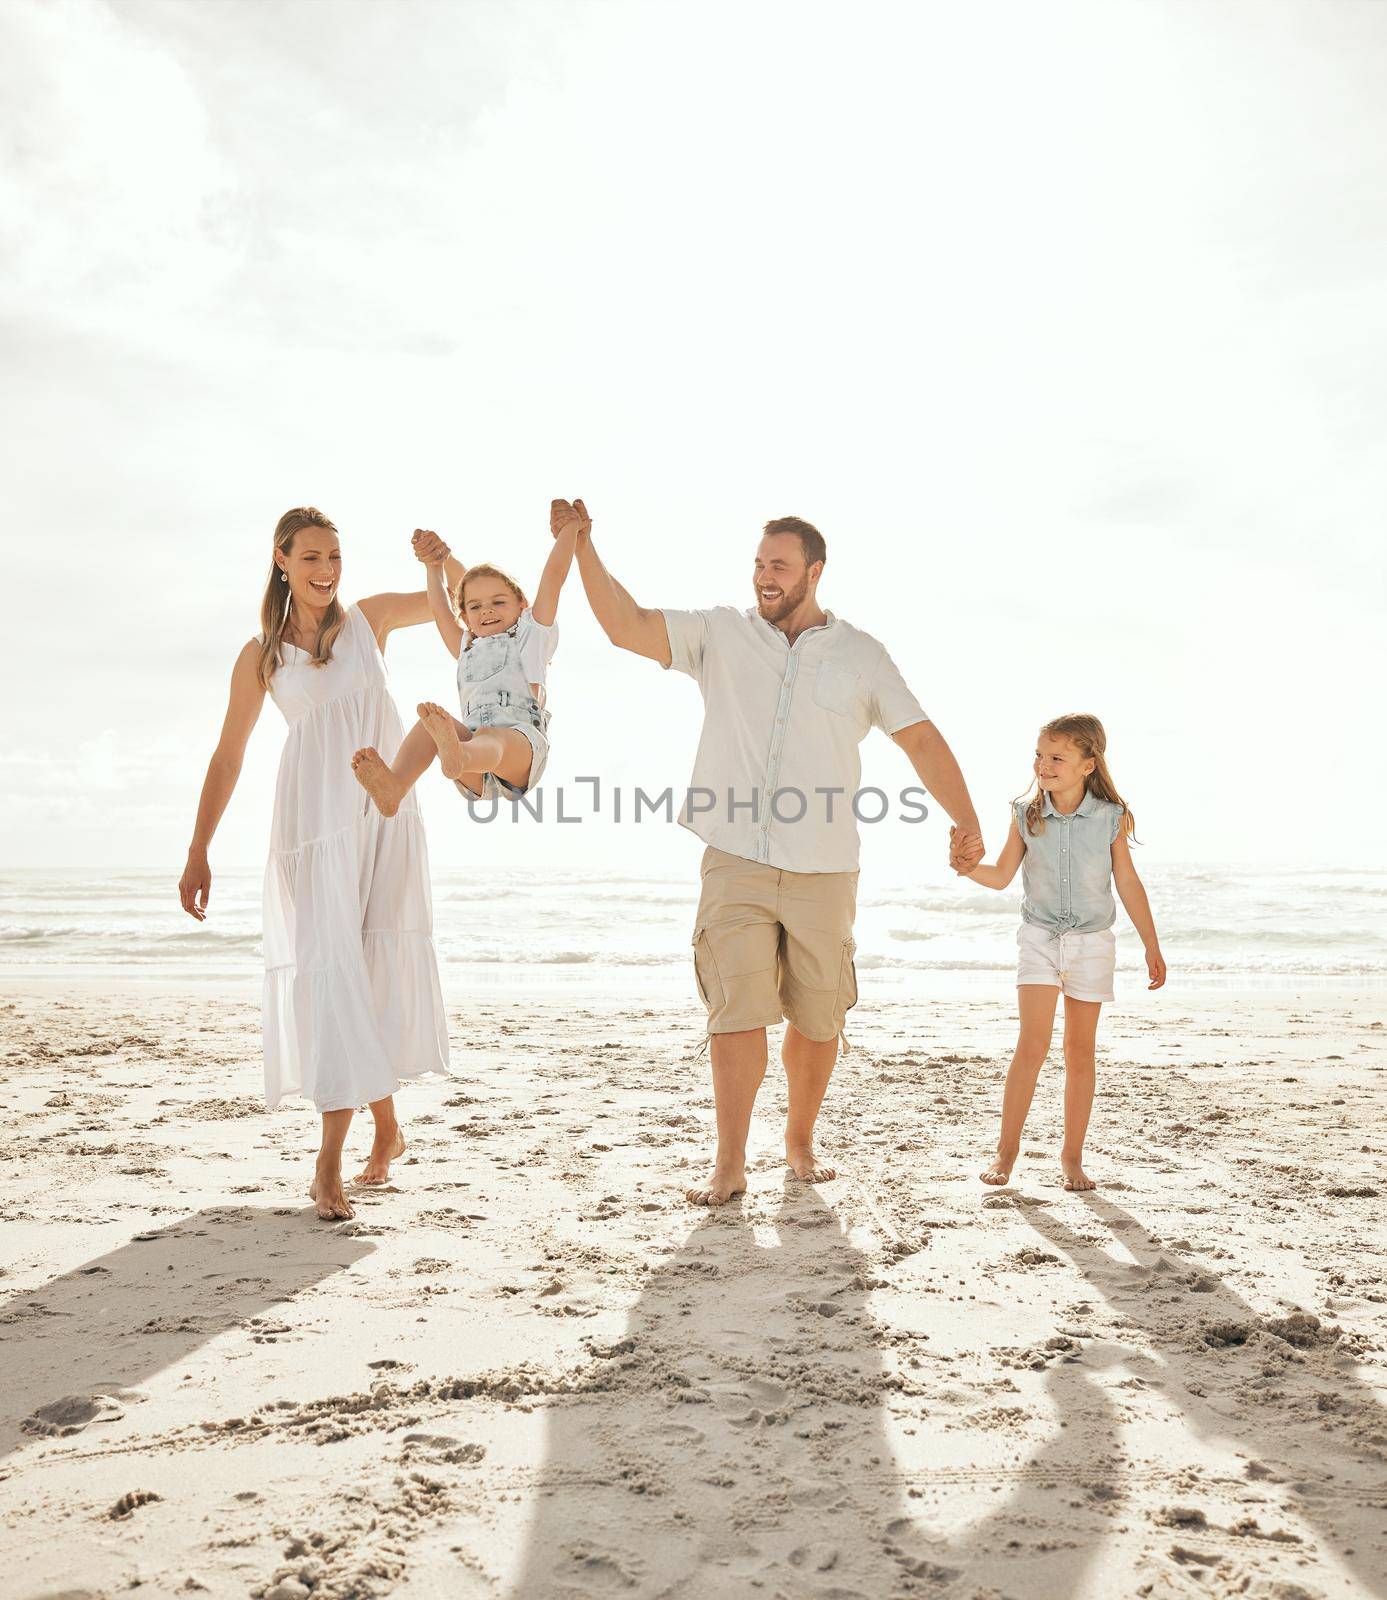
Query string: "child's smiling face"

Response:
xmin=1034 ymin=733 xmax=1095 ymax=793
xmin=461 ymin=580 xmax=523 ymax=637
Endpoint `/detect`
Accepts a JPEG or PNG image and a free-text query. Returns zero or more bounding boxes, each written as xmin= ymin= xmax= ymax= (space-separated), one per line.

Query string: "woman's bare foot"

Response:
xmin=1060 ymin=1157 xmax=1096 ymax=1192
xmin=351 ymin=748 xmax=405 ymax=817
xmin=981 ymin=1149 xmax=1018 ymax=1186
xmin=418 ymin=702 xmax=469 ymax=780
xmin=786 ymin=1144 xmax=836 ymax=1183
xmin=686 ymin=1161 xmax=747 ymax=1207
xmin=308 ymin=1166 xmax=355 ymax=1220
xmin=355 ymin=1127 xmax=406 ymax=1187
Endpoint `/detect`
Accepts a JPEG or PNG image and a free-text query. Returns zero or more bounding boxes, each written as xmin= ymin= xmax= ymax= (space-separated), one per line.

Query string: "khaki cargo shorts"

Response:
xmin=691 ymin=845 xmax=859 ymax=1043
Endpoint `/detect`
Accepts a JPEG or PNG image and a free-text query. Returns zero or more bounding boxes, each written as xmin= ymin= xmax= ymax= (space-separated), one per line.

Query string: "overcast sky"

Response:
xmin=1 ymin=0 xmax=1384 ymax=882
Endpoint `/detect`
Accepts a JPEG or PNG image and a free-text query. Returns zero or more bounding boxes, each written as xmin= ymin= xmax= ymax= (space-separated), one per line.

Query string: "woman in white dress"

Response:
xmin=179 ymin=507 xmax=454 ymax=1220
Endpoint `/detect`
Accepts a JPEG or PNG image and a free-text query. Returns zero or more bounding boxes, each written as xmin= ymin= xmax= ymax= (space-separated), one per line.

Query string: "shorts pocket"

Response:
xmin=812 ymin=661 xmax=861 ymax=717
xmin=837 ymin=935 xmax=858 ymax=1014
xmin=691 ymin=927 xmax=723 ymax=1011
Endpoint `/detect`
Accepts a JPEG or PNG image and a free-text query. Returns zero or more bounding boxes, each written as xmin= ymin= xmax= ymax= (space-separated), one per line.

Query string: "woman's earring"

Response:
xmin=280 ymin=572 xmax=288 ymax=584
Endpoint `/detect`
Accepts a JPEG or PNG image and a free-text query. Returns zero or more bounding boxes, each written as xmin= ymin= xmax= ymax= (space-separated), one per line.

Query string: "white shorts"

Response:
xmin=1016 ymin=923 xmax=1115 ymax=1003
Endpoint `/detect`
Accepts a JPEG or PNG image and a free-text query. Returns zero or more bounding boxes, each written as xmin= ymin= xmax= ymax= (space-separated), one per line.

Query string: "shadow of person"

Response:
xmin=506 ymin=1178 xmax=1125 ymax=1599
xmin=507 ymin=1180 xmax=908 ymax=1597
xmin=1021 ymin=1195 xmax=1387 ymax=1597
xmin=0 ymin=1206 xmax=374 ymax=1461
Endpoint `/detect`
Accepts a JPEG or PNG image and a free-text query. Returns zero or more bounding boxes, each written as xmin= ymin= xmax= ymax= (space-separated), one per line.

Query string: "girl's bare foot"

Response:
xmin=1060 ymin=1158 xmax=1096 ymax=1192
xmin=786 ymin=1143 xmax=837 ymax=1183
xmin=351 ymin=748 xmax=405 ymax=817
xmin=981 ymin=1147 xmax=1018 ymax=1185
xmin=686 ymin=1161 xmax=747 ymax=1207
xmin=418 ymin=702 xmax=469 ymax=780
xmin=355 ymin=1128 xmax=406 ymax=1186
xmin=309 ymin=1167 xmax=355 ymax=1220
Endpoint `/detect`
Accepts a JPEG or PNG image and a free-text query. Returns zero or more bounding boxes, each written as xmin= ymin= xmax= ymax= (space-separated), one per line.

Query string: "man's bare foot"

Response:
xmin=786 ymin=1145 xmax=837 ymax=1183
xmin=308 ymin=1169 xmax=355 ymax=1220
xmin=351 ymin=748 xmax=405 ymax=817
xmin=1060 ymin=1158 xmax=1096 ymax=1192
xmin=686 ymin=1162 xmax=747 ymax=1207
xmin=981 ymin=1150 xmax=1017 ymax=1185
xmin=419 ymin=702 xmax=469 ymax=780
xmin=355 ymin=1128 xmax=405 ymax=1186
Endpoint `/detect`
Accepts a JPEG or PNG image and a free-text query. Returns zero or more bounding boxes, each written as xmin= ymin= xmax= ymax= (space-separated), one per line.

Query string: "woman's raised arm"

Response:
xmin=179 ymin=640 xmax=267 ymax=920
xmin=358 ymin=529 xmax=466 ymax=651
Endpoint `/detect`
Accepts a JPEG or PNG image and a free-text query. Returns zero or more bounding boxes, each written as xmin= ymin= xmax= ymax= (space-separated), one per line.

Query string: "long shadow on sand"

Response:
xmin=0 ymin=1207 xmax=373 ymax=1462
xmin=1023 ymin=1196 xmax=1387 ymax=1597
xmin=506 ymin=1182 xmax=1125 ymax=1599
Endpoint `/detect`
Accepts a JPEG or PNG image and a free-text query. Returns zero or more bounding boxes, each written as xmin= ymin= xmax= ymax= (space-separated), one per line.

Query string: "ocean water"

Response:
xmin=0 ymin=865 xmax=1382 ymax=992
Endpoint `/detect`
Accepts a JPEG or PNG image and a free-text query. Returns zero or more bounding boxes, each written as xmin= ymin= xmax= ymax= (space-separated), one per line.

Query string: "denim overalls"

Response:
xmin=457 ymin=618 xmax=551 ymax=798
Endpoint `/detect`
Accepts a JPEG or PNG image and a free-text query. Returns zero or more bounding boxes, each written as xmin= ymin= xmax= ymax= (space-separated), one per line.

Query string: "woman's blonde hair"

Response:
xmin=1016 ymin=713 xmax=1137 ymax=841
xmin=257 ymin=507 xmax=346 ymax=689
xmin=451 ymin=563 xmax=529 ymax=626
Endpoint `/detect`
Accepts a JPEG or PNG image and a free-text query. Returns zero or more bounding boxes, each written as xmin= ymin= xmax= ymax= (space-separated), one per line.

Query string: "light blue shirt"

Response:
xmin=1015 ymin=790 xmax=1123 ymax=933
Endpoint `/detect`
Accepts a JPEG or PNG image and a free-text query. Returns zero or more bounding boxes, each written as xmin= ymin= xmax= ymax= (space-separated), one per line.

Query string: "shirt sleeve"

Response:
xmin=868 ymin=645 xmax=929 ymax=734
xmin=659 ymin=608 xmax=711 ymax=680
xmin=518 ymin=611 xmax=558 ymax=683
xmin=1109 ymin=803 xmax=1123 ymax=844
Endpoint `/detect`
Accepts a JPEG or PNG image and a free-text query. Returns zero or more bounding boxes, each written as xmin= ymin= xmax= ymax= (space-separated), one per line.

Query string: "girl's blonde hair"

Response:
xmin=257 ymin=507 xmax=346 ymax=689
xmin=452 ymin=563 xmax=530 ymax=625
xmin=1016 ymin=713 xmax=1138 ymax=841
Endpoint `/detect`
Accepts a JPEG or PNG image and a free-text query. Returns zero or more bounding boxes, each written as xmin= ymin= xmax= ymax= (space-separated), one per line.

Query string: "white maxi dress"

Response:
xmin=261 ymin=603 xmax=449 ymax=1111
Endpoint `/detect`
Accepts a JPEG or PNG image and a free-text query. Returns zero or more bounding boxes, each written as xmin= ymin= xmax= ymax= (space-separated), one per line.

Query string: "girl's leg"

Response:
xmin=1060 ymin=996 xmax=1103 ymax=1191
xmin=355 ymin=1094 xmax=407 ymax=1186
xmin=417 ymin=704 xmax=533 ymax=790
xmin=981 ymin=985 xmax=1060 ymax=1184
xmin=309 ymin=1108 xmax=355 ymax=1220
xmin=352 ymin=718 xmax=455 ymax=817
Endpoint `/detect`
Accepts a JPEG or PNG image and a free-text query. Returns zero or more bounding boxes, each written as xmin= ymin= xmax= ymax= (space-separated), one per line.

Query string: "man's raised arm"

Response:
xmin=554 ymin=499 xmax=672 ymax=665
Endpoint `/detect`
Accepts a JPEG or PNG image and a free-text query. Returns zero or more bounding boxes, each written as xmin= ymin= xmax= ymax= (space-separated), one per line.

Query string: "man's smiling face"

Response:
xmin=752 ymin=532 xmax=817 ymax=624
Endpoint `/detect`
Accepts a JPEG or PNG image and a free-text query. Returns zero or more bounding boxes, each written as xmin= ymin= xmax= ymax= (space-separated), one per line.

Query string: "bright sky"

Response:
xmin=2 ymin=0 xmax=1384 ymax=882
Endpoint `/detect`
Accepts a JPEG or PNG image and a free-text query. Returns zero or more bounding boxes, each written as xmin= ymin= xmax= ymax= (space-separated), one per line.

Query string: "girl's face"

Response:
xmin=276 ymin=531 xmax=342 ymax=611
xmin=462 ymin=581 xmax=522 ymax=637
xmin=1034 ymin=734 xmax=1095 ymax=792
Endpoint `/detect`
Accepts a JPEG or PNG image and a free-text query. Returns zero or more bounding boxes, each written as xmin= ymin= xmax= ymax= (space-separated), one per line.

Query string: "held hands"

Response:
xmin=1145 ymin=945 xmax=1167 ymax=990
xmin=412 ymin=528 xmax=451 ymax=568
xmin=948 ymin=823 xmax=985 ymax=876
xmin=550 ymin=498 xmax=592 ymax=542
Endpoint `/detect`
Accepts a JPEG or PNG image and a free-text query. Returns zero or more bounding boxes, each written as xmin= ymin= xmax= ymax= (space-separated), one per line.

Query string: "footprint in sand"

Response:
xmin=23 ymin=1388 xmax=141 ymax=1436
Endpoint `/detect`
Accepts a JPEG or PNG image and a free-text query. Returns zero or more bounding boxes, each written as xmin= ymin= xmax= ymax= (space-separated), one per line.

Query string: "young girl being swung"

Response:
xmin=352 ymin=500 xmax=588 ymax=812
xmin=953 ymin=713 xmax=1166 ymax=1191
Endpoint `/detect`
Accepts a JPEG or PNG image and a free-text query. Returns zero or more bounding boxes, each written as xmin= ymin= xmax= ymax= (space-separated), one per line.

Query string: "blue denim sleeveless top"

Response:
xmin=1015 ymin=790 xmax=1123 ymax=933
xmin=457 ymin=621 xmax=548 ymax=737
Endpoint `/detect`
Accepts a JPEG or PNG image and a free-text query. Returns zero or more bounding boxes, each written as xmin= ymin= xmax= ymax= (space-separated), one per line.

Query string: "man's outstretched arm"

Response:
xmin=556 ymin=499 xmax=672 ymax=665
xmin=892 ymin=719 xmax=985 ymax=873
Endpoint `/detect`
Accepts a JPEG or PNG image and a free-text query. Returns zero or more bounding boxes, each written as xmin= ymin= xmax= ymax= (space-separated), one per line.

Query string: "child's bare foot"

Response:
xmin=352 ymin=748 xmax=405 ymax=817
xmin=355 ymin=1127 xmax=405 ymax=1187
xmin=981 ymin=1147 xmax=1018 ymax=1185
xmin=786 ymin=1143 xmax=837 ymax=1183
xmin=686 ymin=1161 xmax=747 ymax=1207
xmin=418 ymin=702 xmax=469 ymax=780
xmin=309 ymin=1167 xmax=355 ymax=1220
xmin=1060 ymin=1157 xmax=1096 ymax=1192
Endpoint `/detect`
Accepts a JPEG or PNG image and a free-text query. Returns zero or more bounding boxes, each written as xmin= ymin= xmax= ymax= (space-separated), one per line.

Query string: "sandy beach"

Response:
xmin=1 ymin=980 xmax=1383 ymax=1600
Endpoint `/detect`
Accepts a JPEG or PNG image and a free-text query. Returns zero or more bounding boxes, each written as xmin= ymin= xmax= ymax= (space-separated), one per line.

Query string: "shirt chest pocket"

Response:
xmin=812 ymin=661 xmax=862 ymax=718
xmin=462 ymin=634 xmax=512 ymax=686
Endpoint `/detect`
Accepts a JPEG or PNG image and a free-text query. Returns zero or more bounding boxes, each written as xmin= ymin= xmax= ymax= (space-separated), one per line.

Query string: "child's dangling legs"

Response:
xmin=980 ymin=985 xmax=1059 ymax=1185
xmin=1059 ymin=996 xmax=1102 ymax=1191
xmin=353 ymin=704 xmax=534 ymax=814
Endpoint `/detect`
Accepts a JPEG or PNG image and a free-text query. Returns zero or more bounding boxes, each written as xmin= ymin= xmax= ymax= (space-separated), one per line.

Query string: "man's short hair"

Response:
xmin=762 ymin=516 xmax=826 ymax=570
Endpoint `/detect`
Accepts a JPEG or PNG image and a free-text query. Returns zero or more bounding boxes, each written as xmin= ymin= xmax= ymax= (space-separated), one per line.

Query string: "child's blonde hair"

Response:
xmin=1017 ymin=713 xmax=1138 ymax=841
xmin=451 ymin=563 xmax=530 ymax=624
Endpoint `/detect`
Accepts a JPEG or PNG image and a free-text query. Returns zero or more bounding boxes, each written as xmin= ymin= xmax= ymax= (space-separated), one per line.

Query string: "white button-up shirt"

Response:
xmin=660 ymin=606 xmax=928 ymax=873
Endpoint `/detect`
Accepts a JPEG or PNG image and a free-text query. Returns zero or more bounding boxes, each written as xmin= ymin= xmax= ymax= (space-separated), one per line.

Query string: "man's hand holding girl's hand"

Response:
xmin=948 ymin=823 xmax=985 ymax=876
xmin=412 ymin=528 xmax=450 ymax=567
xmin=550 ymin=498 xmax=592 ymax=541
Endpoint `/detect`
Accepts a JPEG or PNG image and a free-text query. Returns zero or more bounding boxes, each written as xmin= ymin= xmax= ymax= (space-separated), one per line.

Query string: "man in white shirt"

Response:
xmin=559 ymin=501 xmax=984 ymax=1206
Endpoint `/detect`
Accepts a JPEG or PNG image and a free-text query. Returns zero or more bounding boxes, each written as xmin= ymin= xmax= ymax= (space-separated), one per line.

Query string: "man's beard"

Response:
xmin=755 ymin=574 xmax=808 ymax=623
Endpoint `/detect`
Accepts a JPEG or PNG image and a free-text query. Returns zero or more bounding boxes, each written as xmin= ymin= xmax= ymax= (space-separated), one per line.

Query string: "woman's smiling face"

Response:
xmin=462 ymin=579 xmax=522 ymax=637
xmin=277 ymin=529 xmax=342 ymax=611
